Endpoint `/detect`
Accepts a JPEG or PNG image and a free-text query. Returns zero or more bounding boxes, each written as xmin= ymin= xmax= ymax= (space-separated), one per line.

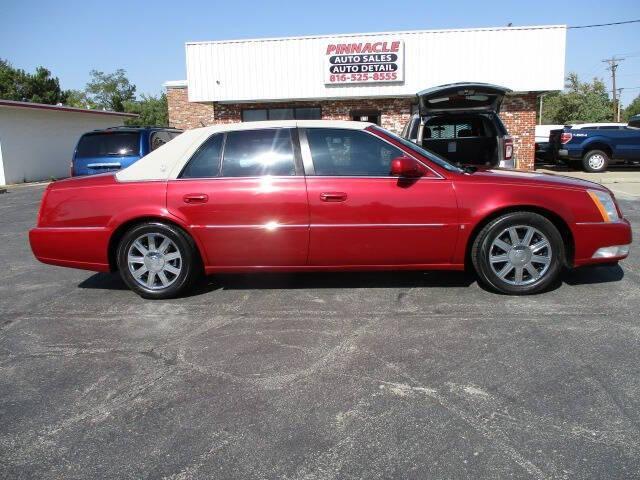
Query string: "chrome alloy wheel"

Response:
xmin=488 ymin=225 xmax=552 ymax=286
xmin=588 ymin=153 xmax=606 ymax=171
xmin=127 ymin=233 xmax=182 ymax=290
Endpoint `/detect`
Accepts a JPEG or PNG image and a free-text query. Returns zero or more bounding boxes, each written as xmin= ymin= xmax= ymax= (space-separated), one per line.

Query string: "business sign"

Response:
xmin=324 ymin=39 xmax=404 ymax=85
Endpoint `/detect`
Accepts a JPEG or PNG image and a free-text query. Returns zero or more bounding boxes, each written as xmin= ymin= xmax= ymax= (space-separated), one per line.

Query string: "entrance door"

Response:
xmin=166 ymin=128 xmax=309 ymax=268
xmin=351 ymin=110 xmax=381 ymax=126
xmin=301 ymin=127 xmax=459 ymax=266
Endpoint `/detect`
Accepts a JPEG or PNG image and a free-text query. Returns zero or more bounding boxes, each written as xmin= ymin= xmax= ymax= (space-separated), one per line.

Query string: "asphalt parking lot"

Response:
xmin=1 ymin=180 xmax=640 ymax=479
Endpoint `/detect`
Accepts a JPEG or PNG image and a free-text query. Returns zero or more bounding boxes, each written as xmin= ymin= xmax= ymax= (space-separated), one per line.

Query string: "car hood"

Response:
xmin=464 ymin=168 xmax=608 ymax=192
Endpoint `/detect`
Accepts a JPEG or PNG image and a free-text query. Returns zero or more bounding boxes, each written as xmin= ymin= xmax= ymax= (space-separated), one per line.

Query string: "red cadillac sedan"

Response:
xmin=29 ymin=121 xmax=632 ymax=299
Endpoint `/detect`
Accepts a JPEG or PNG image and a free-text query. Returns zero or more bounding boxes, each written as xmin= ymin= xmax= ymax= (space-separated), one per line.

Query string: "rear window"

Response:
xmin=75 ymin=132 xmax=140 ymax=158
xmin=150 ymin=131 xmax=181 ymax=151
xmin=425 ymin=118 xmax=485 ymax=139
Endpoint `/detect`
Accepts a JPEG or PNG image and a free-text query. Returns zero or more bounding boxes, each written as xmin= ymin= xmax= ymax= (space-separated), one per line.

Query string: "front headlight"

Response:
xmin=587 ymin=189 xmax=620 ymax=222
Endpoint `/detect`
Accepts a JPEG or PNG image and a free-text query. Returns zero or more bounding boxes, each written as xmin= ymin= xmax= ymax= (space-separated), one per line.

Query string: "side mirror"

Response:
xmin=390 ymin=156 xmax=424 ymax=178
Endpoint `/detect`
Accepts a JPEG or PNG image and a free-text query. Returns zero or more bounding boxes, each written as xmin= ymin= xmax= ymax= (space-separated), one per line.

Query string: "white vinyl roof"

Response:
xmin=183 ymin=25 xmax=567 ymax=103
xmin=116 ymin=120 xmax=371 ymax=182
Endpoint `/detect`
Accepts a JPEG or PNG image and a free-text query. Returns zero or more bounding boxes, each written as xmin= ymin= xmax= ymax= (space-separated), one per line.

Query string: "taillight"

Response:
xmin=560 ymin=132 xmax=573 ymax=144
xmin=37 ymin=185 xmax=52 ymax=227
xmin=503 ymin=135 xmax=513 ymax=160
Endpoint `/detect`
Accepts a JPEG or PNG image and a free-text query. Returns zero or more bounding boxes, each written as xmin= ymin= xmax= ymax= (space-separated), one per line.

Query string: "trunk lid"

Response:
xmin=417 ymin=82 xmax=512 ymax=115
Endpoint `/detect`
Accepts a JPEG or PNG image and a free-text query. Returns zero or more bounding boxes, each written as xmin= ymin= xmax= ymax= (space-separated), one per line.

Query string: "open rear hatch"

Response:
xmin=417 ymin=82 xmax=512 ymax=115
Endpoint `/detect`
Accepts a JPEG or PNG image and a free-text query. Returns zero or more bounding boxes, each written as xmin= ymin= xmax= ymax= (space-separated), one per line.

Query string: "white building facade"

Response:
xmin=0 ymin=100 xmax=135 ymax=185
xmin=166 ymin=25 xmax=567 ymax=169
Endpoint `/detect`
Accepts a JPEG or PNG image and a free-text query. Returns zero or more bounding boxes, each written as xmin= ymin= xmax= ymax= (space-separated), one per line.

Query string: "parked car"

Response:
xmin=548 ymin=122 xmax=640 ymax=172
xmin=401 ymin=83 xmax=514 ymax=168
xmin=71 ymin=126 xmax=182 ymax=176
xmin=30 ymin=120 xmax=631 ymax=299
xmin=629 ymin=115 xmax=640 ymax=129
xmin=535 ymin=124 xmax=564 ymax=163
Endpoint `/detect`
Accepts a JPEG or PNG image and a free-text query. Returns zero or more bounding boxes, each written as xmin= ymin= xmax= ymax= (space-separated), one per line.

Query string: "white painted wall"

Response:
xmin=186 ymin=25 xmax=567 ymax=102
xmin=0 ymin=107 xmax=126 ymax=185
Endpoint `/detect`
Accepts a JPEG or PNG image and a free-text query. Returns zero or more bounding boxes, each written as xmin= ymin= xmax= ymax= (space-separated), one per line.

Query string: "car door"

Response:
xmin=615 ymin=127 xmax=640 ymax=161
xmin=301 ymin=127 xmax=459 ymax=266
xmin=166 ymin=128 xmax=309 ymax=268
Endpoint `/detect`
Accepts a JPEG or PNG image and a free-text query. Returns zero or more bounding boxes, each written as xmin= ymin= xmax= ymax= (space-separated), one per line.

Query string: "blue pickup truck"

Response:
xmin=549 ymin=123 xmax=640 ymax=172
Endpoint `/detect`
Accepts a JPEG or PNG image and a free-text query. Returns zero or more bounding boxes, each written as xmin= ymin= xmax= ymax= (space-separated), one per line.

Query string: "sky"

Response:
xmin=1 ymin=0 xmax=639 ymax=106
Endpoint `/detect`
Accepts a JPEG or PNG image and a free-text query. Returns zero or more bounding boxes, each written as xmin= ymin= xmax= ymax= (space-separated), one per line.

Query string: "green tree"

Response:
xmin=65 ymin=89 xmax=96 ymax=109
xmin=542 ymin=73 xmax=613 ymax=124
xmin=0 ymin=59 xmax=68 ymax=104
xmin=85 ymin=69 xmax=136 ymax=112
xmin=623 ymin=94 xmax=640 ymax=121
xmin=123 ymin=93 xmax=168 ymax=127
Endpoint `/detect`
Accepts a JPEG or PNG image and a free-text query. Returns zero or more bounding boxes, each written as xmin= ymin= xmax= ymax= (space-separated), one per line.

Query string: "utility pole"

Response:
xmin=617 ymin=88 xmax=624 ymax=122
xmin=602 ymin=56 xmax=624 ymax=121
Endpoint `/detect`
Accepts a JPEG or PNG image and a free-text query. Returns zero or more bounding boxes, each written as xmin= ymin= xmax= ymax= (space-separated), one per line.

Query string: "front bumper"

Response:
xmin=572 ymin=219 xmax=632 ymax=266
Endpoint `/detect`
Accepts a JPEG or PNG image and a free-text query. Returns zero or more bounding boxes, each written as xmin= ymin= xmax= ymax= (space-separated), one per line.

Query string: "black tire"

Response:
xmin=116 ymin=222 xmax=201 ymax=299
xmin=582 ymin=149 xmax=609 ymax=173
xmin=471 ymin=212 xmax=564 ymax=295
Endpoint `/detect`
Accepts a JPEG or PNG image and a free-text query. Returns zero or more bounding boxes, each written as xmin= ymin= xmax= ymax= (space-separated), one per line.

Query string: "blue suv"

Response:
xmin=71 ymin=126 xmax=182 ymax=176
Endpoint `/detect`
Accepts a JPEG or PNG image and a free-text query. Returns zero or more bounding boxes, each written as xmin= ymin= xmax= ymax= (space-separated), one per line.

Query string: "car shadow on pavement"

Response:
xmin=78 ymin=270 xmax=477 ymax=294
xmin=78 ymin=264 xmax=625 ymax=296
xmin=562 ymin=264 xmax=625 ymax=285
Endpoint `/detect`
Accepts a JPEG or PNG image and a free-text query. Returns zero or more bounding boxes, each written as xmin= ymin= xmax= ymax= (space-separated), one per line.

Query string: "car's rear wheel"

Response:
xmin=117 ymin=222 xmax=200 ymax=299
xmin=472 ymin=212 xmax=564 ymax=294
xmin=582 ymin=149 xmax=609 ymax=173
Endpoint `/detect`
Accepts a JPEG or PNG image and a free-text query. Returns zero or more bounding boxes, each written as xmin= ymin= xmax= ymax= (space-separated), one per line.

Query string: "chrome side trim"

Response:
xmin=192 ymin=224 xmax=308 ymax=230
xmin=191 ymin=223 xmax=446 ymax=229
xmin=312 ymin=223 xmax=446 ymax=228
xmin=34 ymin=226 xmax=107 ymax=231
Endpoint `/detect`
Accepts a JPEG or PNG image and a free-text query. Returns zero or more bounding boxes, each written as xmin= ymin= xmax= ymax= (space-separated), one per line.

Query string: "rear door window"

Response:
xmin=76 ymin=132 xmax=140 ymax=158
xmin=221 ymin=129 xmax=296 ymax=177
xmin=180 ymin=134 xmax=224 ymax=178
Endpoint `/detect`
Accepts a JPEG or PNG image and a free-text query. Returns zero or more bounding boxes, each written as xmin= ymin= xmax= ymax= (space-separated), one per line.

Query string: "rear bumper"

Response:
xmin=29 ymin=227 xmax=111 ymax=272
xmin=572 ymin=219 xmax=632 ymax=267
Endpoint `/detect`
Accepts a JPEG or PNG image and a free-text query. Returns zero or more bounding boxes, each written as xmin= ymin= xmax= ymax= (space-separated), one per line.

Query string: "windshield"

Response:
xmin=370 ymin=126 xmax=463 ymax=172
xmin=76 ymin=132 xmax=140 ymax=158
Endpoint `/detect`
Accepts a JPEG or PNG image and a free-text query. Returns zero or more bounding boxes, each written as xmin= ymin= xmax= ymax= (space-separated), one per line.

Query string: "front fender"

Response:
xmin=451 ymin=182 xmax=599 ymax=264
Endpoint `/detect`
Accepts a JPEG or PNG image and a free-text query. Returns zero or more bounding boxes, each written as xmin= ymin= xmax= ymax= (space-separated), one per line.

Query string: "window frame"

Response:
xmin=177 ymin=128 xmax=304 ymax=180
xmin=299 ymin=127 xmax=442 ymax=179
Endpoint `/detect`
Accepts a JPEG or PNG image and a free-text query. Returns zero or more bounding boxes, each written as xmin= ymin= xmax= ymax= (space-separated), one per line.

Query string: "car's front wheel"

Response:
xmin=116 ymin=222 xmax=200 ymax=299
xmin=472 ymin=212 xmax=564 ymax=294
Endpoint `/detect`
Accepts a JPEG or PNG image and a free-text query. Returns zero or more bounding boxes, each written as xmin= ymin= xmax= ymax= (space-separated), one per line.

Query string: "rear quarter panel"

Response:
xmin=31 ymin=175 xmax=170 ymax=270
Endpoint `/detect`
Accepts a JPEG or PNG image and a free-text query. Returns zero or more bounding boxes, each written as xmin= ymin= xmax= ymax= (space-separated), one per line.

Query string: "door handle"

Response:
xmin=320 ymin=192 xmax=347 ymax=202
xmin=183 ymin=193 xmax=209 ymax=204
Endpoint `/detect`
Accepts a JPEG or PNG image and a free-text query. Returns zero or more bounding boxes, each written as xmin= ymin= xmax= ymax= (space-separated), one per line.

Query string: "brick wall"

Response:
xmin=166 ymin=87 xmax=214 ymax=129
xmin=167 ymin=87 xmax=538 ymax=170
xmin=500 ymin=93 xmax=538 ymax=170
